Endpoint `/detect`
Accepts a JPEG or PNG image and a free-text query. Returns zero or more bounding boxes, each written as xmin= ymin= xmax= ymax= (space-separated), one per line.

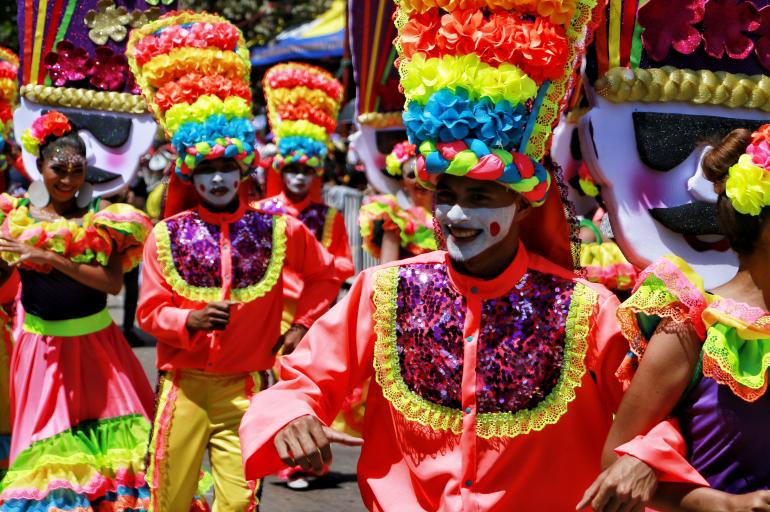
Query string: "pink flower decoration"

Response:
xmin=87 ymin=46 xmax=128 ymax=91
xmin=747 ymin=140 xmax=770 ymax=170
xmin=755 ymin=6 xmax=770 ymax=71
xmin=639 ymin=0 xmax=706 ymax=61
xmin=702 ymin=0 xmax=758 ymax=59
xmin=44 ymin=41 xmax=89 ymax=86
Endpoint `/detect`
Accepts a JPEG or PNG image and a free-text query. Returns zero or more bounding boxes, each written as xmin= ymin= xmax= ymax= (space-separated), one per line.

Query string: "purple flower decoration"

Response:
xmin=87 ymin=46 xmax=128 ymax=91
xmin=44 ymin=41 xmax=89 ymax=86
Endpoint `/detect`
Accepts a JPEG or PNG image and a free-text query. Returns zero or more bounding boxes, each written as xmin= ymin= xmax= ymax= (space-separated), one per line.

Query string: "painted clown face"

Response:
xmin=578 ymin=92 xmax=767 ymax=288
xmin=14 ymin=98 xmax=156 ymax=196
xmin=349 ymin=125 xmax=405 ymax=194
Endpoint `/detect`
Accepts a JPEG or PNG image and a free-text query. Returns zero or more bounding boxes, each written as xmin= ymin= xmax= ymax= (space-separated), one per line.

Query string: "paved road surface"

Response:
xmin=113 ymin=295 xmax=365 ymax=511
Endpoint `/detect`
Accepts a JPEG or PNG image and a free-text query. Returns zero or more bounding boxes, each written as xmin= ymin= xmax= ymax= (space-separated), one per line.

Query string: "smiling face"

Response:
xmin=192 ymin=158 xmax=241 ymax=209
xmin=14 ymin=98 xmax=156 ymax=196
xmin=282 ymin=163 xmax=316 ymax=198
xmin=434 ymin=175 xmax=523 ymax=267
xmin=40 ymin=145 xmax=87 ymax=203
xmin=578 ymin=93 xmax=768 ymax=288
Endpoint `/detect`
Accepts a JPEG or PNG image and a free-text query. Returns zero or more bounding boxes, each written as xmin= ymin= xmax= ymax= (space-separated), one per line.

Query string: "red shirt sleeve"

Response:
xmin=240 ymin=269 xmax=376 ymax=478
xmin=328 ymin=210 xmax=354 ymax=282
xmin=136 ymin=229 xmax=193 ymax=349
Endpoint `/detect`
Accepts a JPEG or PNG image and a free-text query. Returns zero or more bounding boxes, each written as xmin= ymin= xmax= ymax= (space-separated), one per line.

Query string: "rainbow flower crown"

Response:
xmin=394 ymin=0 xmax=600 ymax=207
xmin=726 ymin=125 xmax=770 ymax=216
xmin=263 ymin=62 xmax=344 ymax=172
xmin=385 ymin=141 xmax=417 ymax=177
xmin=20 ymin=111 xmax=73 ymax=157
xmin=127 ymin=11 xmax=257 ymax=180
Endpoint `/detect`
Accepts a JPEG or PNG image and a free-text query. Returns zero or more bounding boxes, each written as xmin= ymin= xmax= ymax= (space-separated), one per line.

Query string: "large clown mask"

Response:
xmin=14 ymin=0 xmax=176 ymax=196
xmin=579 ymin=0 xmax=770 ymax=289
xmin=14 ymin=100 xmax=156 ymax=195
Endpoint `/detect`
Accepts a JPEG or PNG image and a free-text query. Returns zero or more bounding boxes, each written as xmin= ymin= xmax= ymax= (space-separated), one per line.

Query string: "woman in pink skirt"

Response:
xmin=0 ymin=111 xmax=154 ymax=510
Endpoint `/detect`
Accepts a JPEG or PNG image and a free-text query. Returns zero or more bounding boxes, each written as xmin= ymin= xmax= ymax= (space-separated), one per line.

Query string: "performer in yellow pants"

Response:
xmin=148 ymin=371 xmax=265 ymax=511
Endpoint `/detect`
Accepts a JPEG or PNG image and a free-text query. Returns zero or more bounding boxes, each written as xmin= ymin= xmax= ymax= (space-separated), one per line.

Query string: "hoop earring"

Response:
xmin=76 ymin=182 xmax=94 ymax=209
xmin=28 ymin=180 xmax=50 ymax=208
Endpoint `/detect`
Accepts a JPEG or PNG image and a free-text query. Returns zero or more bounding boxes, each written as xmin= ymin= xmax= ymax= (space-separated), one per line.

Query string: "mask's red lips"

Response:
xmin=683 ymin=235 xmax=731 ymax=252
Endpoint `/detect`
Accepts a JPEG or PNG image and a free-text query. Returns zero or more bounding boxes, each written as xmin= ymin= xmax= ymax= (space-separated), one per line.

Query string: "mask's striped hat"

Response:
xmin=127 ymin=11 xmax=257 ymax=179
xmin=263 ymin=62 xmax=343 ymax=172
xmin=394 ymin=0 xmax=602 ymax=207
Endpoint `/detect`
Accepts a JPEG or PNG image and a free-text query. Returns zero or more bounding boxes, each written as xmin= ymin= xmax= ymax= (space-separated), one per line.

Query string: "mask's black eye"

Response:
xmin=44 ymin=108 xmax=132 ymax=148
xmin=632 ymin=112 xmax=763 ymax=172
xmin=376 ymin=130 xmax=408 ymax=155
xmin=569 ymin=127 xmax=582 ymax=161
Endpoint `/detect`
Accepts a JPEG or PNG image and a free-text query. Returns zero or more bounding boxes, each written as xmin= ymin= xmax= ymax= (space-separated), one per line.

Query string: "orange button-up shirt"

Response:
xmin=137 ymin=203 xmax=340 ymax=373
xmin=255 ymin=192 xmax=354 ymax=300
xmin=241 ymin=246 xmax=630 ymax=510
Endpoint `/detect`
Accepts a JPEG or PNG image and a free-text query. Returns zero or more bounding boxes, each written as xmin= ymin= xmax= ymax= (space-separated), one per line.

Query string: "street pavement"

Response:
xmin=111 ymin=295 xmax=365 ymax=511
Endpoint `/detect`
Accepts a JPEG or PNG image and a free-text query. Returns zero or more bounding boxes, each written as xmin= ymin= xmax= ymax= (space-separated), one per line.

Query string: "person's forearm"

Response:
xmin=47 ymin=252 xmax=123 ymax=295
xmin=652 ymin=484 xmax=727 ymax=512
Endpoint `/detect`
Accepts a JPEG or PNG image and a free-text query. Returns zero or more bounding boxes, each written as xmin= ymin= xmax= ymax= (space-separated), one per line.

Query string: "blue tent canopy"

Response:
xmin=250 ymin=0 xmax=345 ymax=67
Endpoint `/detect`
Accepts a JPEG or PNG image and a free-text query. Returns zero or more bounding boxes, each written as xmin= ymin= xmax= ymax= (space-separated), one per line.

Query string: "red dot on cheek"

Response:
xmin=490 ymin=222 xmax=500 ymax=237
xmin=198 ymin=184 xmax=205 ymax=193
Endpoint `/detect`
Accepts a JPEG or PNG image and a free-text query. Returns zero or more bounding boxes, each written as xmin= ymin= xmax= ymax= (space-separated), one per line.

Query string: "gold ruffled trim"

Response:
xmin=321 ymin=208 xmax=337 ymax=249
xmin=154 ymin=214 xmax=287 ymax=303
xmin=372 ymin=266 xmax=596 ymax=439
xmin=21 ymin=85 xmax=147 ymax=114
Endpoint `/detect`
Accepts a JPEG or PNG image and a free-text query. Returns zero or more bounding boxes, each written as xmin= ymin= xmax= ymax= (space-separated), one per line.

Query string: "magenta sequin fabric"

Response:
xmin=167 ymin=211 xmax=222 ymax=287
xmin=395 ymin=264 xmax=574 ymax=414
xmin=396 ymin=264 xmax=466 ymax=409
xmin=166 ymin=210 xmax=274 ymax=290
xmin=476 ymin=270 xmax=573 ymax=413
xmin=298 ymin=203 xmax=329 ymax=242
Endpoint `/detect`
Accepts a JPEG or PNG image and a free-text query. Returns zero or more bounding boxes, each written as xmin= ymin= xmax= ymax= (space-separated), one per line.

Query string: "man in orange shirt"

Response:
xmin=256 ymin=62 xmax=354 ymax=338
xmin=129 ymin=13 xmax=341 ymax=510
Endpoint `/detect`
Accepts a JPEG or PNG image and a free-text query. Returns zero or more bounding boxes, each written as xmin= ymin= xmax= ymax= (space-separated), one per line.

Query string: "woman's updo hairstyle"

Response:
xmin=39 ymin=131 xmax=86 ymax=162
xmin=702 ymin=128 xmax=770 ymax=254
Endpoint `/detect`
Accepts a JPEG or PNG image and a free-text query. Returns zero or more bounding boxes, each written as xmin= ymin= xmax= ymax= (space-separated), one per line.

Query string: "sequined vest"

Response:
xmin=155 ymin=209 xmax=287 ymax=303
xmin=373 ymin=262 xmax=593 ymax=438
xmin=260 ymin=198 xmax=333 ymax=247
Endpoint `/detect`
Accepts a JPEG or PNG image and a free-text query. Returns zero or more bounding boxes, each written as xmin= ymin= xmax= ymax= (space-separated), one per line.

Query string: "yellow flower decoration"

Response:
xmin=275 ymin=120 xmax=328 ymax=142
xmin=85 ymin=0 xmax=131 ymax=45
xmin=164 ymin=95 xmax=251 ymax=133
xmin=726 ymin=154 xmax=770 ymax=216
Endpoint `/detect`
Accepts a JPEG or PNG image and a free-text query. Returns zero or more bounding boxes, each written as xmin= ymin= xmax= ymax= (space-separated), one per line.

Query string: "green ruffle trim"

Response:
xmin=359 ymin=195 xmax=436 ymax=259
xmin=0 ymin=414 xmax=150 ymax=494
xmin=703 ymin=323 xmax=770 ymax=393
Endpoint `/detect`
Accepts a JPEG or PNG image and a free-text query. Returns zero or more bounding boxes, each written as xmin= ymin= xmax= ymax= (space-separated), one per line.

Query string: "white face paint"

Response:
xmin=435 ymin=203 xmax=518 ymax=262
xmin=283 ymin=172 xmax=314 ymax=196
xmin=193 ymin=169 xmax=241 ymax=207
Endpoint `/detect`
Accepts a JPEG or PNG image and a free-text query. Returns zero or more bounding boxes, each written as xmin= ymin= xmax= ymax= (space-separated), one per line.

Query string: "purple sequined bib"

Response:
xmin=259 ymin=198 xmax=329 ymax=243
xmin=165 ymin=210 xmax=274 ymax=289
xmin=395 ymin=264 xmax=574 ymax=414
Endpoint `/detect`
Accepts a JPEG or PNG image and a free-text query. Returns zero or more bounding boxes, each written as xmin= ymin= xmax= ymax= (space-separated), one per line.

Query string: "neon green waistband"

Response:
xmin=23 ymin=308 xmax=113 ymax=337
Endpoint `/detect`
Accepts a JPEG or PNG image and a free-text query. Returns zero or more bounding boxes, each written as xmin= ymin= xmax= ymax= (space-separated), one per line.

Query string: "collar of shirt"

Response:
xmin=196 ymin=199 xmax=249 ymax=225
xmin=444 ymin=241 xmax=529 ymax=300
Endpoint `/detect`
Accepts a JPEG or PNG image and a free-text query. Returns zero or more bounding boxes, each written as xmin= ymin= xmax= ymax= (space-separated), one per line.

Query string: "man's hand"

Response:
xmin=186 ymin=301 xmax=233 ymax=332
xmin=725 ymin=491 xmax=770 ymax=512
xmin=272 ymin=324 xmax=308 ymax=355
xmin=274 ymin=416 xmax=364 ymax=473
xmin=577 ymin=455 xmax=658 ymax=512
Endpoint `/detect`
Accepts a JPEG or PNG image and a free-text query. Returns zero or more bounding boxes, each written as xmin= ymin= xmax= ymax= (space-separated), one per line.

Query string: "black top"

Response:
xmin=19 ymin=268 xmax=106 ymax=320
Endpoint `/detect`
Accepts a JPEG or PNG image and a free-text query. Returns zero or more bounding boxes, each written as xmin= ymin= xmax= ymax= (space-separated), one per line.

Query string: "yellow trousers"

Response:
xmin=147 ymin=369 xmax=265 ymax=512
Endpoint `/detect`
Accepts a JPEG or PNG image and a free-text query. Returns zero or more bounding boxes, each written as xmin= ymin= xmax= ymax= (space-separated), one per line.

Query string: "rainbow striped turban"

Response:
xmin=395 ymin=0 xmax=601 ymax=206
xmin=263 ymin=62 xmax=343 ymax=172
xmin=127 ymin=11 xmax=257 ymax=180
xmin=0 ymin=48 xmax=18 ymax=172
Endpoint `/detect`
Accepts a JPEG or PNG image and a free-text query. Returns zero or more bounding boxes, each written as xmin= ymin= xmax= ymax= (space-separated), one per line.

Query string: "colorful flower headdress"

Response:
xmin=385 ymin=141 xmax=417 ymax=177
xmin=263 ymin=62 xmax=344 ymax=172
xmin=726 ymin=125 xmax=770 ymax=216
xmin=20 ymin=111 xmax=73 ymax=157
xmin=127 ymin=11 xmax=257 ymax=179
xmin=0 ymin=47 xmax=19 ymax=149
xmin=395 ymin=0 xmax=600 ymax=207
xmin=589 ymin=0 xmax=770 ymax=110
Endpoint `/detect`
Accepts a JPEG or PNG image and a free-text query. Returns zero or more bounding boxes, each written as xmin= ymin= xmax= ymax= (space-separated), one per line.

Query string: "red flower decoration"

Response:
xmin=437 ymin=9 xmax=485 ymax=56
xmin=401 ymin=11 xmax=441 ymax=58
xmin=639 ymin=0 xmax=706 ymax=61
xmin=32 ymin=111 xmax=72 ymax=141
xmin=87 ymin=46 xmax=128 ymax=91
xmin=509 ymin=17 xmax=569 ymax=83
xmin=44 ymin=41 xmax=89 ymax=86
xmin=755 ymin=6 xmax=770 ymax=71
xmin=0 ymin=61 xmax=16 ymax=81
xmin=132 ymin=21 xmax=241 ymax=66
xmin=275 ymin=100 xmax=337 ymax=134
xmin=155 ymin=73 xmax=252 ymax=111
xmin=0 ymin=103 xmax=12 ymax=124
xmin=266 ymin=66 xmax=342 ymax=101
xmin=702 ymin=0 xmax=758 ymax=59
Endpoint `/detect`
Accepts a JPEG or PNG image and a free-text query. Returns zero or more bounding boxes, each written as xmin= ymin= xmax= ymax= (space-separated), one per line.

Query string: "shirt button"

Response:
xmin=466 ymin=336 xmax=473 ymax=343
xmin=470 ymin=286 xmax=478 ymax=294
xmin=465 ymin=407 xmax=472 ymax=414
xmin=465 ymin=480 xmax=472 ymax=488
